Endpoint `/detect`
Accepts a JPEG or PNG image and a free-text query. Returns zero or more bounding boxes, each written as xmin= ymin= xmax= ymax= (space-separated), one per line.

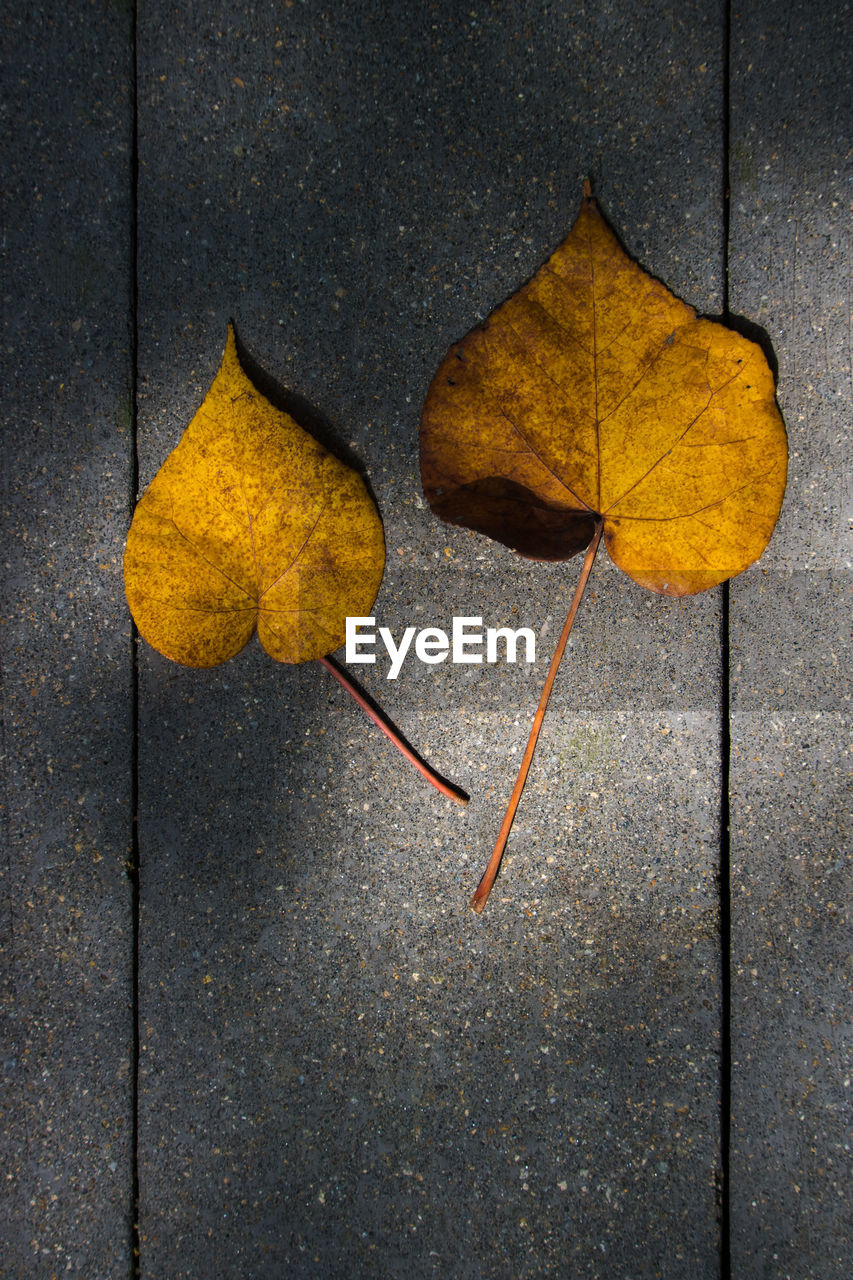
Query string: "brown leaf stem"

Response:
xmin=318 ymin=655 xmax=469 ymax=807
xmin=470 ymin=519 xmax=603 ymax=912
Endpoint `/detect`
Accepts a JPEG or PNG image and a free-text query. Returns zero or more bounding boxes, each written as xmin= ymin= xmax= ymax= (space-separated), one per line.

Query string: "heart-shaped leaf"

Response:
xmin=125 ymin=324 xmax=386 ymax=667
xmin=421 ymin=185 xmax=788 ymax=907
xmin=126 ymin=327 xmax=466 ymax=806
xmin=422 ymin=186 xmax=787 ymax=595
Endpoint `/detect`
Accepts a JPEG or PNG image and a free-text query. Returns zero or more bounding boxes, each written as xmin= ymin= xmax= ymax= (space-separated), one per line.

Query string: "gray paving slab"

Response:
xmin=136 ymin=2 xmax=729 ymax=1276
xmin=728 ymin=1 xmax=851 ymax=1275
xmin=0 ymin=4 xmax=135 ymax=1277
xmin=8 ymin=1 xmax=846 ymax=1276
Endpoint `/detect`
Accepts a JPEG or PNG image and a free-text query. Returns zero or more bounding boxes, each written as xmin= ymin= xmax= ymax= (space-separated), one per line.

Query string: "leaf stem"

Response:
xmin=318 ymin=655 xmax=469 ymax=807
xmin=471 ymin=520 xmax=604 ymax=912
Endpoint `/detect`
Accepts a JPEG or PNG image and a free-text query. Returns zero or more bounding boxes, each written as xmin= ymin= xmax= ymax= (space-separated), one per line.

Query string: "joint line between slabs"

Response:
xmin=128 ymin=3 xmax=141 ymax=1277
xmin=720 ymin=2 xmax=733 ymax=1275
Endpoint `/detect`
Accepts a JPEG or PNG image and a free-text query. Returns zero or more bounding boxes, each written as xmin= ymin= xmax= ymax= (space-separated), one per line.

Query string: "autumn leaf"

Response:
xmin=126 ymin=325 xmax=466 ymax=804
xmin=422 ymin=185 xmax=786 ymax=595
xmin=421 ymin=185 xmax=787 ymax=907
xmin=125 ymin=324 xmax=384 ymax=666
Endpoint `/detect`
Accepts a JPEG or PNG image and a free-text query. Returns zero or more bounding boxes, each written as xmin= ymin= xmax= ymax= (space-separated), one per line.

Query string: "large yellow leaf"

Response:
xmin=421 ymin=188 xmax=789 ymax=909
xmin=421 ymin=187 xmax=787 ymax=595
xmin=124 ymin=326 xmax=385 ymax=666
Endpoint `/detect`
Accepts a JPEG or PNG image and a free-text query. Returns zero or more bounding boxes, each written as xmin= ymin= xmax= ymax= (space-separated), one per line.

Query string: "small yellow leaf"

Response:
xmin=124 ymin=326 xmax=385 ymax=666
xmin=421 ymin=188 xmax=787 ymax=595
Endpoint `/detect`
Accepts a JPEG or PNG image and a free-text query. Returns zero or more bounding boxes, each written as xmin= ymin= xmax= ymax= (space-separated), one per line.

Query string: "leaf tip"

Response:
xmin=582 ymin=177 xmax=593 ymax=200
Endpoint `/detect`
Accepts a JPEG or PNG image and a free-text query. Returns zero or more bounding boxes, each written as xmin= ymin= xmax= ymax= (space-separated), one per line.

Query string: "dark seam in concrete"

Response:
xmin=720 ymin=0 xmax=733 ymax=1274
xmin=128 ymin=4 xmax=141 ymax=1276
xmin=720 ymin=580 xmax=732 ymax=1280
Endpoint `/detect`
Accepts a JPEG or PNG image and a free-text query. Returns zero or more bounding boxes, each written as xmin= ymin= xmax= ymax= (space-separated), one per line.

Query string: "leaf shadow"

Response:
xmin=705 ymin=311 xmax=780 ymax=385
xmin=231 ymin=321 xmax=381 ymax=502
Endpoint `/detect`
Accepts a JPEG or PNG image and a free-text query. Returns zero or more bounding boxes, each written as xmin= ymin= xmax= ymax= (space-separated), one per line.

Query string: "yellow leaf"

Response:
xmin=421 ymin=187 xmax=787 ymax=595
xmin=422 ymin=187 xmax=790 ymax=909
xmin=124 ymin=326 xmax=385 ymax=666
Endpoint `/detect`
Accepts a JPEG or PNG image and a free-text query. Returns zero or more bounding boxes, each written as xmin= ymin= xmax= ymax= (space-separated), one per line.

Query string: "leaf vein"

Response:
xmin=257 ymin=499 xmax=328 ymax=601
xmin=494 ymin=404 xmax=594 ymax=513
xmin=524 ymin=282 xmax=594 ymax=357
xmin=610 ymin=461 xmax=781 ymax=523
xmin=168 ymin=512 xmax=257 ymax=601
xmin=604 ymin=354 xmax=754 ymax=512
xmin=597 ymin=339 xmax=676 ymax=425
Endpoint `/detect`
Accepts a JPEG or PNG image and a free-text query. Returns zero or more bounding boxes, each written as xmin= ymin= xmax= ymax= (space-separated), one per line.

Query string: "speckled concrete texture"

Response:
xmin=135 ymin=3 xmax=727 ymax=1276
xmin=728 ymin=2 xmax=851 ymax=1275
xmin=2 ymin=1 xmax=849 ymax=1277
xmin=0 ymin=4 xmax=135 ymax=1277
